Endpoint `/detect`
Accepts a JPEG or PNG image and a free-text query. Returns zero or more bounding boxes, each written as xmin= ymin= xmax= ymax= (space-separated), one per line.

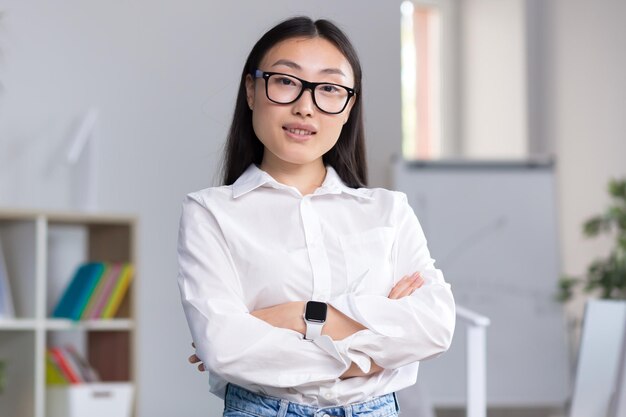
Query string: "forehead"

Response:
xmin=259 ymin=37 xmax=354 ymax=82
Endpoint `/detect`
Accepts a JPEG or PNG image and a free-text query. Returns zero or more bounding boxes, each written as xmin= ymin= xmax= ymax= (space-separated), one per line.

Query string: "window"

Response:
xmin=401 ymin=1 xmax=442 ymax=160
xmin=402 ymin=0 xmax=532 ymax=161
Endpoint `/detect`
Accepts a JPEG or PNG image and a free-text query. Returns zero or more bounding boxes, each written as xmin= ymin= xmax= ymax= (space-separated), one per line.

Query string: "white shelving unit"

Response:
xmin=0 ymin=209 xmax=137 ymax=417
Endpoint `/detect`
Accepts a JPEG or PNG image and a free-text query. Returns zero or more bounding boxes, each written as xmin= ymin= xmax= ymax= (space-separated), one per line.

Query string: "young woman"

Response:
xmin=177 ymin=16 xmax=455 ymax=417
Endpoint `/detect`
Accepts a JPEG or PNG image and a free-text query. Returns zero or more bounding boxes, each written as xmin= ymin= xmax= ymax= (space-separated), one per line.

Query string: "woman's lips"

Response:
xmin=283 ymin=126 xmax=316 ymax=140
xmin=283 ymin=127 xmax=315 ymax=136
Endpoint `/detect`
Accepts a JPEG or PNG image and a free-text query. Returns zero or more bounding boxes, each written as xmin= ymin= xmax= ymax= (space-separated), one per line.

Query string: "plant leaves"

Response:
xmin=558 ymin=177 xmax=626 ymax=302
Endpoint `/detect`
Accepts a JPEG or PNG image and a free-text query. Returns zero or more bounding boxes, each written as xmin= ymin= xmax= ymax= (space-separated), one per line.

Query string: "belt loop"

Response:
xmin=344 ymin=403 xmax=353 ymax=417
xmin=392 ymin=392 xmax=401 ymax=412
xmin=277 ymin=399 xmax=289 ymax=417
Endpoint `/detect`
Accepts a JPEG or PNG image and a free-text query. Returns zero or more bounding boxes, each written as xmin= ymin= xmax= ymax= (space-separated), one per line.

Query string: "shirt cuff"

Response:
xmin=312 ymin=333 xmax=373 ymax=374
xmin=333 ymin=331 xmax=374 ymax=373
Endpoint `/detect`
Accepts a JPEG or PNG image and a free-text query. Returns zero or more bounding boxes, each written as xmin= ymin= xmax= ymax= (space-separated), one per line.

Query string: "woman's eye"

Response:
xmin=276 ymin=77 xmax=296 ymax=86
xmin=320 ymin=84 xmax=340 ymax=94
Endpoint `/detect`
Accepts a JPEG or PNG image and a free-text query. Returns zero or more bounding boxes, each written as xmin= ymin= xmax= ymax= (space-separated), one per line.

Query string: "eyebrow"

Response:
xmin=270 ymin=59 xmax=346 ymax=77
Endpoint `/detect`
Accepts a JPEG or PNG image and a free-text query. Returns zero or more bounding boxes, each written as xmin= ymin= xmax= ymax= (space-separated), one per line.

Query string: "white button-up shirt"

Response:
xmin=177 ymin=163 xmax=455 ymax=406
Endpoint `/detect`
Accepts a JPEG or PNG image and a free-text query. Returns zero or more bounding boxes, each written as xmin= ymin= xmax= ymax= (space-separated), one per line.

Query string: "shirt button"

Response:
xmin=325 ymin=393 xmax=332 ymax=399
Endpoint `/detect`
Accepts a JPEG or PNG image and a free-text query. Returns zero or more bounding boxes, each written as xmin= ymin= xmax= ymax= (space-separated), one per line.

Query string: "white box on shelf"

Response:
xmin=46 ymin=382 xmax=134 ymax=417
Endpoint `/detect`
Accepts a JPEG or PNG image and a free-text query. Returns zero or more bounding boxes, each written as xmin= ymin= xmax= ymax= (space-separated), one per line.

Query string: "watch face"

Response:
xmin=305 ymin=301 xmax=327 ymax=322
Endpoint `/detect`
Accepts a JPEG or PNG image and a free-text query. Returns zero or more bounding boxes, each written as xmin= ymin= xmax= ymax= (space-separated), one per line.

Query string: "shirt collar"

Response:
xmin=232 ymin=164 xmax=374 ymax=200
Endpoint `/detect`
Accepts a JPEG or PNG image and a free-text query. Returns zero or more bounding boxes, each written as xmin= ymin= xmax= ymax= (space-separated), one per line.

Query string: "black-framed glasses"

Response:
xmin=253 ymin=69 xmax=355 ymax=115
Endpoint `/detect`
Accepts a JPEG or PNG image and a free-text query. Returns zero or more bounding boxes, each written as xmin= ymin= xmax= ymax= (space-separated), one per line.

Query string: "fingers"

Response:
xmin=188 ymin=353 xmax=206 ymax=372
xmin=388 ymin=272 xmax=424 ymax=299
xmin=415 ymin=275 xmax=425 ymax=288
xmin=189 ymin=342 xmax=205 ymax=371
xmin=388 ymin=272 xmax=419 ymax=299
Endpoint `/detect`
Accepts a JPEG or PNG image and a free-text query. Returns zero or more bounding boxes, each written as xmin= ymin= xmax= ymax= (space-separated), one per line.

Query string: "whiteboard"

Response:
xmin=571 ymin=300 xmax=626 ymax=417
xmin=392 ymin=158 xmax=570 ymax=407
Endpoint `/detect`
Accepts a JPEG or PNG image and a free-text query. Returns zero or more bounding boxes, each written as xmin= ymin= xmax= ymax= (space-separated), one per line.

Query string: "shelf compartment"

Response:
xmin=46 ymin=222 xmax=135 ymax=321
xmin=46 ymin=329 xmax=132 ymax=383
xmin=0 ymin=331 xmax=36 ymax=417
xmin=0 ymin=219 xmax=39 ymax=320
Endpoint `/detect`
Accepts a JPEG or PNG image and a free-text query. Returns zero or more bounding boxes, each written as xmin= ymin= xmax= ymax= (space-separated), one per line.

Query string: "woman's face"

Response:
xmin=245 ymin=36 xmax=355 ymax=169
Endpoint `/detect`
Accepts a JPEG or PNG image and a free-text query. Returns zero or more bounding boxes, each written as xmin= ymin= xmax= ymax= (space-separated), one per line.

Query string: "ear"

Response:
xmin=245 ymin=74 xmax=255 ymax=110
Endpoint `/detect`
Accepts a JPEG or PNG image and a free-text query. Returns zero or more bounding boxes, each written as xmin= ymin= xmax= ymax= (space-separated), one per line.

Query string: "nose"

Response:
xmin=292 ymin=88 xmax=315 ymax=117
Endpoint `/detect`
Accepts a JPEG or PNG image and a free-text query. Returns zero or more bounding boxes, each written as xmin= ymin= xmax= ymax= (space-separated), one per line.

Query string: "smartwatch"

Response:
xmin=303 ymin=301 xmax=328 ymax=340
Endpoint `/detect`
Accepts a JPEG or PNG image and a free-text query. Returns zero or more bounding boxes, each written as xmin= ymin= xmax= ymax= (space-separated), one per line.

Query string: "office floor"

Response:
xmin=435 ymin=408 xmax=565 ymax=417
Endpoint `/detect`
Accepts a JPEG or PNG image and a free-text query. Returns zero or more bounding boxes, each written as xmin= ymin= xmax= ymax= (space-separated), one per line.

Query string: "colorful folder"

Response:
xmin=52 ymin=263 xmax=106 ymax=320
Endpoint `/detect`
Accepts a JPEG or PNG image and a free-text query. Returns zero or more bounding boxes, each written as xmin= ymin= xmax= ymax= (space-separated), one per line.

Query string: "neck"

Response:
xmin=259 ymin=157 xmax=327 ymax=196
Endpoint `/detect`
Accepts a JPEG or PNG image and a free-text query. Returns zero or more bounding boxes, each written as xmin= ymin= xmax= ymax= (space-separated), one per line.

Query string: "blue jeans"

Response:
xmin=223 ymin=384 xmax=401 ymax=417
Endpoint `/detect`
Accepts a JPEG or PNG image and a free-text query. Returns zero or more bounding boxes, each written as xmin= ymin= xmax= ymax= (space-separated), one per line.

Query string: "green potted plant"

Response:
xmin=557 ymin=178 xmax=626 ymax=301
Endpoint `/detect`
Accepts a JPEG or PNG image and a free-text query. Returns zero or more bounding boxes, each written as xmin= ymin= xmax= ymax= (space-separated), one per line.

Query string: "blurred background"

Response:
xmin=0 ymin=1 xmax=624 ymax=416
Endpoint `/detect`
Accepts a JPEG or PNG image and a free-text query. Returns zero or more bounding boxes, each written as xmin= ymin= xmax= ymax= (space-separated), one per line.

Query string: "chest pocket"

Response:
xmin=338 ymin=226 xmax=396 ymax=295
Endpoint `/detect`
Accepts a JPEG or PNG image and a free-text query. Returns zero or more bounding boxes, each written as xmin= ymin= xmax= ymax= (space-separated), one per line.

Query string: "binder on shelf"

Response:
xmin=52 ymin=263 xmax=105 ymax=320
xmin=0 ymin=238 xmax=16 ymax=319
xmin=80 ymin=264 xmax=117 ymax=319
xmin=72 ymin=263 xmax=107 ymax=319
xmin=102 ymin=263 xmax=134 ymax=319
xmin=65 ymin=345 xmax=100 ymax=382
xmin=48 ymin=347 xmax=81 ymax=384
xmin=46 ymin=351 xmax=69 ymax=385
xmin=46 ymin=345 xmax=101 ymax=385
xmin=88 ymin=263 xmax=123 ymax=319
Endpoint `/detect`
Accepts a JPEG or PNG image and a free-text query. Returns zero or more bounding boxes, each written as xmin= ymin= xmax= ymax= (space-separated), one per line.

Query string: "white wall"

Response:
xmin=0 ymin=1 xmax=402 ymax=416
xmin=458 ymin=0 xmax=528 ymax=159
xmin=548 ymin=0 xmax=626 ymax=322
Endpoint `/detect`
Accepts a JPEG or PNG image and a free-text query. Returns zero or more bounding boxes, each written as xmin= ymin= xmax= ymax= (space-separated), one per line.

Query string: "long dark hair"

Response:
xmin=220 ymin=16 xmax=368 ymax=188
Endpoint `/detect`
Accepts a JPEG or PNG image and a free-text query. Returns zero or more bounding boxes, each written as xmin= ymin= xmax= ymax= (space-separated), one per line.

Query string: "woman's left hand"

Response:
xmin=188 ymin=342 xmax=206 ymax=372
xmin=388 ymin=271 xmax=424 ymax=299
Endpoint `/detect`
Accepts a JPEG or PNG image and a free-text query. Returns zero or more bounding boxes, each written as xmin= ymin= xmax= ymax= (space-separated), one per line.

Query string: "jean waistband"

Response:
xmin=224 ymin=383 xmax=400 ymax=417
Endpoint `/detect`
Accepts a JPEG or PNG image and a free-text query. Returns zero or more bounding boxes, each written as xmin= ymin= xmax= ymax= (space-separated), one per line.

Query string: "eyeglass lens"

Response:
xmin=266 ymin=74 xmax=349 ymax=114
